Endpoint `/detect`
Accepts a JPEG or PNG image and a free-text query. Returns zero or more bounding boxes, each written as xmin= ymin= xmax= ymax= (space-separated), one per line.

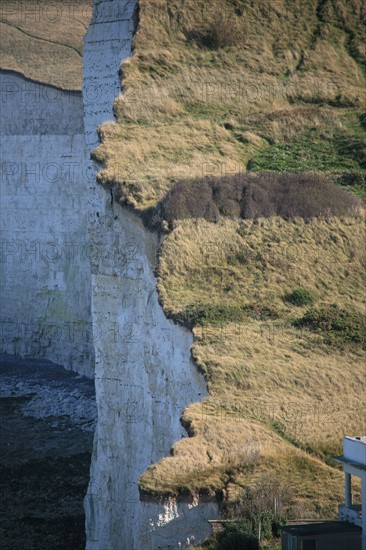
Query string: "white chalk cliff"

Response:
xmin=0 ymin=0 xmax=220 ymax=547
xmin=0 ymin=72 xmax=94 ymax=377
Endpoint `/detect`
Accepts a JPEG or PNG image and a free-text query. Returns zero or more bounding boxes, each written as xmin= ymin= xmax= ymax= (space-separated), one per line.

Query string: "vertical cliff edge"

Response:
xmin=83 ymin=0 xmax=218 ymax=548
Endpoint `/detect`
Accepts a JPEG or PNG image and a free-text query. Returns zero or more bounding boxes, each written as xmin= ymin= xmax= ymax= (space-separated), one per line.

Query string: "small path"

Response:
xmin=0 ymin=19 xmax=83 ymax=57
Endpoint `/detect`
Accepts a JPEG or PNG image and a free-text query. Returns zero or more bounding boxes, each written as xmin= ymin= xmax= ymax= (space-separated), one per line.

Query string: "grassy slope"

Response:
xmin=94 ymin=0 xmax=366 ymax=206
xmin=141 ymin=216 xmax=365 ymax=517
xmin=2 ymin=0 xmax=365 ymax=523
xmin=0 ymin=0 xmax=90 ymax=89
xmin=93 ymin=0 xmax=366 ymax=518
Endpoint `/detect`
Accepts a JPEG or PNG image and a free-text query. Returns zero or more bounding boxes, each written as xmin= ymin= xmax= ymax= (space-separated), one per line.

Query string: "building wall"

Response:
xmin=282 ymin=531 xmax=362 ymax=550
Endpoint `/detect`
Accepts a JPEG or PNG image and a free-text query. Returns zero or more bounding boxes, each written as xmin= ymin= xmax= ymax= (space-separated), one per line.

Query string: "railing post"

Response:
xmin=345 ymin=472 xmax=352 ymax=508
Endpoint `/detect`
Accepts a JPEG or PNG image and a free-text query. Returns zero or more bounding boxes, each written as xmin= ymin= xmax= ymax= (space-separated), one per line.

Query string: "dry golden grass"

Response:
xmin=141 ymin=396 xmax=361 ymax=516
xmin=191 ymin=323 xmax=365 ymax=449
xmin=139 ymin=216 xmax=366 ymax=513
xmin=0 ymin=0 xmax=90 ymax=89
xmin=99 ymin=0 xmax=366 ymax=515
xmin=96 ymin=118 xmax=248 ymax=208
xmin=158 ymin=217 xmax=365 ymax=314
xmin=94 ymin=0 xmax=365 ymax=207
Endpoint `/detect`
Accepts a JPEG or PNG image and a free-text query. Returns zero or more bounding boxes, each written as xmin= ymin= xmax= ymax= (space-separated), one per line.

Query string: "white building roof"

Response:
xmin=334 ymin=436 xmax=366 ymax=471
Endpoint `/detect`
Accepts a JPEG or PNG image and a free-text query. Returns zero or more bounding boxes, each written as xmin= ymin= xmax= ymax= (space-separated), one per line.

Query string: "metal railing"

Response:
xmin=339 ymin=504 xmax=362 ymax=527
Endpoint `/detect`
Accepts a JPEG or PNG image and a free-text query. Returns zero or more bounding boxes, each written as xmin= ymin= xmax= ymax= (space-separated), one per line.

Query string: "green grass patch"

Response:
xmin=247 ymin=131 xmax=366 ymax=175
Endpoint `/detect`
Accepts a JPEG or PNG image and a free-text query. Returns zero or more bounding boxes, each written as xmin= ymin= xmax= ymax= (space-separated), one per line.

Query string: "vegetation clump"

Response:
xmin=294 ymin=304 xmax=366 ymax=349
xmin=200 ymin=477 xmax=291 ymax=549
xmin=332 ymin=172 xmax=366 ymax=198
xmin=146 ymin=172 xmax=360 ymax=229
xmin=283 ymin=288 xmax=315 ymax=307
xmin=175 ymin=303 xmax=279 ymax=328
xmin=177 ymin=303 xmax=246 ymax=328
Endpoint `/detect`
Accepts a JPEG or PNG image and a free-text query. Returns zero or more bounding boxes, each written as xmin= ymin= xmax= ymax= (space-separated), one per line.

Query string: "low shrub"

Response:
xmin=175 ymin=303 xmax=278 ymax=328
xmin=216 ymin=477 xmax=291 ymax=547
xmin=177 ymin=303 xmax=245 ymax=328
xmin=283 ymin=288 xmax=315 ymax=307
xmin=294 ymin=304 xmax=366 ymax=349
xmin=144 ymin=172 xmax=360 ymax=229
xmin=331 ymin=172 xmax=366 ymax=197
xmin=222 ymin=477 xmax=293 ymax=521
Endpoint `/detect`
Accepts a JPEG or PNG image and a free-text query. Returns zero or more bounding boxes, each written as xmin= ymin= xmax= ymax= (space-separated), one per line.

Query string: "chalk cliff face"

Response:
xmin=0 ymin=0 xmax=219 ymax=547
xmin=0 ymin=72 xmax=94 ymax=378
xmin=83 ymin=1 xmax=218 ymax=548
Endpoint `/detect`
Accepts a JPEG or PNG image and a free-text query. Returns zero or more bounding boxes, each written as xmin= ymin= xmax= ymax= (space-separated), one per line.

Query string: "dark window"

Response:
xmin=302 ymin=540 xmax=317 ymax=550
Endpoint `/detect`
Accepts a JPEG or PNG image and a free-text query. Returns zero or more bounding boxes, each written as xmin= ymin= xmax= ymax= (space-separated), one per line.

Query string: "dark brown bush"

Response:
xmin=144 ymin=172 xmax=360 ymax=230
